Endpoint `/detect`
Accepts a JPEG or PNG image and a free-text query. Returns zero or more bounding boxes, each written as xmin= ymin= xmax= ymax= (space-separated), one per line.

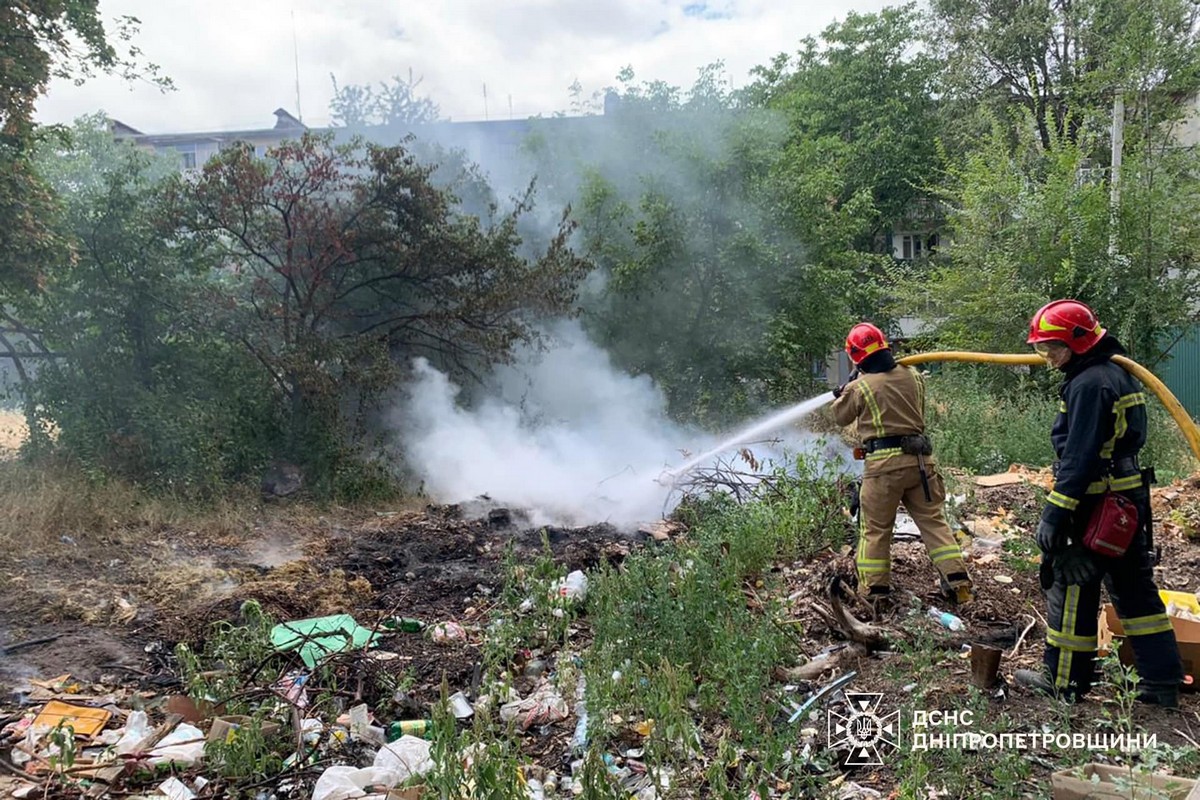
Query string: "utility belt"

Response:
xmin=863 ymin=434 xmax=933 ymax=456
xmin=858 ymin=434 xmax=935 ymax=502
xmin=1052 ymin=457 xmax=1152 ymax=494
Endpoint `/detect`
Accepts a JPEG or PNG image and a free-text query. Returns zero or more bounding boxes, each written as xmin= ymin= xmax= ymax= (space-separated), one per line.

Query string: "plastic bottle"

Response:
xmin=384 ymin=617 xmax=425 ymax=633
xmin=927 ymin=606 xmax=965 ymax=632
xmin=387 ymin=720 xmax=433 ymax=741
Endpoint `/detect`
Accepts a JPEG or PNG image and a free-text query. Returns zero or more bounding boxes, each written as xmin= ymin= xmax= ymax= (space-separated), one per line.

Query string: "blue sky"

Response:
xmin=38 ymin=0 xmax=892 ymax=133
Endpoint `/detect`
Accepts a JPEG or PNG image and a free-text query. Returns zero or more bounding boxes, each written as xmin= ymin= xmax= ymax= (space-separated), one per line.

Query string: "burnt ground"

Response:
xmin=0 ymin=504 xmax=640 ymax=701
xmin=0 ymin=477 xmax=1198 ymax=796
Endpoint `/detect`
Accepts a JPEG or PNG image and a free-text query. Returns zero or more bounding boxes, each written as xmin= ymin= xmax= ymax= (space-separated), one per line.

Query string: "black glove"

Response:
xmin=1035 ymin=519 xmax=1066 ymax=555
xmin=832 ymin=369 xmax=860 ymax=399
xmin=1055 ymin=544 xmax=1099 ymax=586
xmin=1039 ymin=554 xmax=1055 ymax=591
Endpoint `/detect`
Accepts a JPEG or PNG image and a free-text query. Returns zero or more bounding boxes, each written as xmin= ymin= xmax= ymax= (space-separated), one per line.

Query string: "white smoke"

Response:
xmin=396 ymin=321 xmax=841 ymax=527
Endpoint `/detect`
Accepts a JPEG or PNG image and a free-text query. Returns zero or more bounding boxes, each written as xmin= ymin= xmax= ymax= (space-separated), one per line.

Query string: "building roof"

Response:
xmin=111 ymin=108 xmax=310 ymax=147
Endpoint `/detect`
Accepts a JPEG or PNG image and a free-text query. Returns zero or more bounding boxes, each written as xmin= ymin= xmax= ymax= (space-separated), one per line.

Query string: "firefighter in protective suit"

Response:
xmin=832 ymin=323 xmax=973 ymax=606
xmin=1015 ymin=300 xmax=1183 ymax=707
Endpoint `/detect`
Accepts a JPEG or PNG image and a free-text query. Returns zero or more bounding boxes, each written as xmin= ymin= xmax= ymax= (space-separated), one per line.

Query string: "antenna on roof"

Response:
xmin=292 ymin=10 xmax=303 ymax=123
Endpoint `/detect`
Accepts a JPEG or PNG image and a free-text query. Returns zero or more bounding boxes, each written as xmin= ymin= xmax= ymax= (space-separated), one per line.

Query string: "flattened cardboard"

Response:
xmin=31 ymin=701 xmax=112 ymax=737
xmin=1050 ymin=763 xmax=1198 ymax=800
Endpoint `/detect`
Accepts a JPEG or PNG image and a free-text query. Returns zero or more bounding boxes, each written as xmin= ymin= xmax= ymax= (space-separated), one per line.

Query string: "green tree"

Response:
xmin=748 ymin=4 xmax=943 ymax=256
xmin=524 ymin=65 xmax=814 ymax=423
xmin=166 ymin=133 xmax=590 ymax=490
xmin=329 ymin=71 xmax=441 ymax=128
xmin=1 ymin=1 xmax=169 ymax=290
xmin=912 ymin=112 xmax=1200 ymax=365
xmin=928 ymin=0 xmax=1200 ymax=150
xmin=21 ymin=117 xmax=278 ymax=489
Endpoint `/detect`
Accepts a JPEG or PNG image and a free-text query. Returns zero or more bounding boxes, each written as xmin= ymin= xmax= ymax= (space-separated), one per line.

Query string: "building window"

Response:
xmin=171 ymin=144 xmax=198 ymax=169
xmin=893 ymin=232 xmax=940 ymax=260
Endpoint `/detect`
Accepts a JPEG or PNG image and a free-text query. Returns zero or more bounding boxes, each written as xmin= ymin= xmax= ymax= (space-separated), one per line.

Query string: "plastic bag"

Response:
xmin=430 ymin=621 xmax=466 ymax=643
xmin=311 ymin=765 xmax=401 ymax=800
xmin=554 ymin=571 xmax=589 ymax=602
xmin=499 ymin=684 xmax=569 ymax=731
xmin=373 ymin=735 xmax=433 ymax=781
xmin=115 ymin=711 xmax=152 ymax=755
xmin=149 ymin=723 xmax=205 ymax=765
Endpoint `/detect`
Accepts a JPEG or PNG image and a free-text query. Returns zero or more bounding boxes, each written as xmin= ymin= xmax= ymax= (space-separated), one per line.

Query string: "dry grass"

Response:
xmin=0 ymin=459 xmax=263 ymax=552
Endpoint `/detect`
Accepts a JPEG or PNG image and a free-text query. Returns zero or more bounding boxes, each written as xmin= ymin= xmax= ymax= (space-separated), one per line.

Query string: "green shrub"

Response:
xmin=925 ymin=368 xmax=1056 ymax=473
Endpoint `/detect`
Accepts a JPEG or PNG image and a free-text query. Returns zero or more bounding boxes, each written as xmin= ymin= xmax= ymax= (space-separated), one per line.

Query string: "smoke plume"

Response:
xmin=395 ymin=321 xmax=844 ymax=527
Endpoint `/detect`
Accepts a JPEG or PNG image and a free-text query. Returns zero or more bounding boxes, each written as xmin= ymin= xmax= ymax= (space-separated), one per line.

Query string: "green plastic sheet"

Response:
xmin=270 ymin=614 xmax=380 ymax=668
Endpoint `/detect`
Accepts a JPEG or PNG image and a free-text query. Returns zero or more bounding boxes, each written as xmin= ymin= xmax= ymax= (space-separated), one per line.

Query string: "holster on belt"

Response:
xmin=901 ymin=435 xmax=934 ymax=502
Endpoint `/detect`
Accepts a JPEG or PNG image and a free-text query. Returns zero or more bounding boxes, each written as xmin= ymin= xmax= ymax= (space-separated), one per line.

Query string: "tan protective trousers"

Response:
xmin=856 ymin=465 xmax=968 ymax=592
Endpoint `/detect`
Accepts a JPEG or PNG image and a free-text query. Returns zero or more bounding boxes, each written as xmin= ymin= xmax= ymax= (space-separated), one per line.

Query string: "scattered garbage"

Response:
xmin=157 ymin=777 xmax=196 ymax=800
xmin=384 ymin=617 xmax=426 ymax=633
xmin=270 ymin=615 xmax=381 ymax=668
xmin=207 ymin=715 xmax=282 ymax=744
xmin=388 ymin=720 xmax=433 ymax=740
xmin=430 ymin=621 xmax=467 ymax=643
xmin=554 ymin=570 xmax=589 ymax=602
xmin=311 ymin=765 xmax=401 ymax=800
xmin=499 ymin=683 xmax=570 ymax=730
xmin=571 ymin=676 xmax=588 ymax=751
xmin=348 ymin=703 xmax=387 ymax=746
xmin=149 ymin=722 xmax=206 ymax=765
xmin=374 ymin=735 xmax=434 ymax=782
xmin=1167 ymin=600 xmax=1200 ymax=623
xmin=115 ymin=710 xmax=153 ymax=753
xmin=447 ymin=691 xmax=474 ymax=719
xmin=926 ymin=606 xmax=965 ymax=632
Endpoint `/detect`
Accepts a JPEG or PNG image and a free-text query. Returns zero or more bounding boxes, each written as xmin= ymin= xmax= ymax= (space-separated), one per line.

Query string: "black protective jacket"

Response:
xmin=1041 ymin=335 xmax=1148 ymax=529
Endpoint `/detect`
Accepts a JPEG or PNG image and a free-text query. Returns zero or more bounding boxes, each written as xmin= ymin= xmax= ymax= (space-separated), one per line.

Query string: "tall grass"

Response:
xmin=580 ymin=451 xmax=851 ymax=795
xmin=925 ymin=370 xmax=1198 ymax=480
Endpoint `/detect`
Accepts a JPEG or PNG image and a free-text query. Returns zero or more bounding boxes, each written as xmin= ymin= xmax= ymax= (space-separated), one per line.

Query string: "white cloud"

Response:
xmin=35 ymin=0 xmax=891 ymax=133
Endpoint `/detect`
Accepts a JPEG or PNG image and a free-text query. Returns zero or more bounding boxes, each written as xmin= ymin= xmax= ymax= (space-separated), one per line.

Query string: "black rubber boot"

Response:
xmin=1137 ymin=682 xmax=1180 ymax=709
xmin=1014 ymin=669 xmax=1088 ymax=702
xmin=1014 ymin=669 xmax=1056 ymax=697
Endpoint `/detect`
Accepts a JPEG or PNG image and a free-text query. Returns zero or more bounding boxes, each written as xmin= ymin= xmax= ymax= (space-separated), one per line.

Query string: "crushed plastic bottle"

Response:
xmin=926 ymin=606 xmax=965 ymax=632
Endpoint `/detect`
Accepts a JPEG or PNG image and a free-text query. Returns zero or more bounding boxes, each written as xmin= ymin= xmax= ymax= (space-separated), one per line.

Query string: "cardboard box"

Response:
xmin=206 ymin=715 xmax=281 ymax=744
xmin=1097 ymin=590 xmax=1200 ymax=682
xmin=1051 ymin=763 xmax=1198 ymax=799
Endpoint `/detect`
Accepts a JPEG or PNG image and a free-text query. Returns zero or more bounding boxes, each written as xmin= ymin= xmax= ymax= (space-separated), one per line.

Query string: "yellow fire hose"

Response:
xmin=896 ymin=351 xmax=1200 ymax=463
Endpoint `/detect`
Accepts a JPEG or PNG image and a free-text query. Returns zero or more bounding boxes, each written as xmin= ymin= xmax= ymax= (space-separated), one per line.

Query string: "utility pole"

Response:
xmin=292 ymin=10 xmax=303 ymax=123
xmin=1108 ymin=90 xmax=1124 ymax=259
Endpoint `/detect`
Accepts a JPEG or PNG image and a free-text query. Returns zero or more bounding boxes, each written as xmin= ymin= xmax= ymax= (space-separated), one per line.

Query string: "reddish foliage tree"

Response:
xmin=167 ymin=133 xmax=590 ymax=463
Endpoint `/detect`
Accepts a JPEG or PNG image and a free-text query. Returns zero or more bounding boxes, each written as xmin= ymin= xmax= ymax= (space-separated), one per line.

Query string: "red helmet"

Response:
xmin=845 ymin=322 xmax=889 ymax=365
xmin=1027 ymin=300 xmax=1106 ymax=354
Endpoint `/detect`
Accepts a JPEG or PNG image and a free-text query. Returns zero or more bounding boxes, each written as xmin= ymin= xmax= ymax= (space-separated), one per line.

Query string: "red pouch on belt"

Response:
xmin=1082 ymin=492 xmax=1139 ymax=557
